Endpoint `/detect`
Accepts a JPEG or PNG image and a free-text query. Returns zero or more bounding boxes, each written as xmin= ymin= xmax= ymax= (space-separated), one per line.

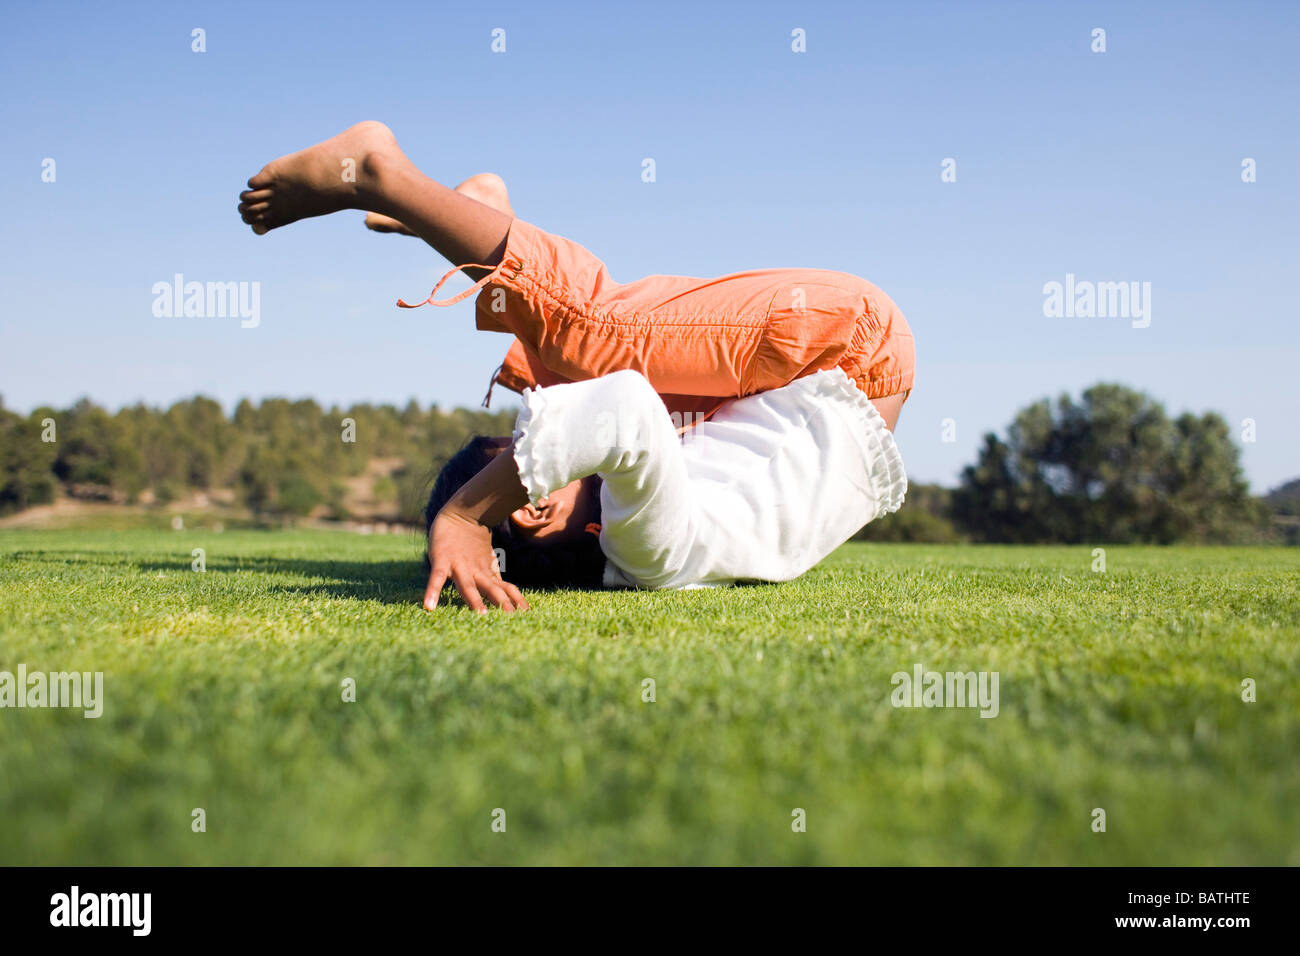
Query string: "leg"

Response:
xmin=472 ymin=217 xmax=885 ymax=400
xmin=365 ymin=172 xmax=514 ymax=235
xmin=238 ymin=123 xmax=912 ymax=416
xmin=477 ymin=220 xmax=913 ymax=425
xmin=238 ymin=122 xmax=511 ymax=279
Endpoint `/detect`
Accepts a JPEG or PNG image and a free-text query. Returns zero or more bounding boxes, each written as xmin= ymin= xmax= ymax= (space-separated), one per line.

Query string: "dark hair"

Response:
xmin=424 ymin=435 xmax=606 ymax=590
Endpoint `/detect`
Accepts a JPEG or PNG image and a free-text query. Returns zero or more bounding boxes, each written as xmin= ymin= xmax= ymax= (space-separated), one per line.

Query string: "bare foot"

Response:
xmin=363 ymin=212 xmax=415 ymax=235
xmin=363 ymin=172 xmax=513 ymax=237
xmin=455 ymin=173 xmax=514 ymax=216
xmin=239 ymin=121 xmax=405 ymax=235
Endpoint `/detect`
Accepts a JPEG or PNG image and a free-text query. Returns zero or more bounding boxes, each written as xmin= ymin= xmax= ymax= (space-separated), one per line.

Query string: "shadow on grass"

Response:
xmin=5 ymin=548 xmax=768 ymax=608
xmin=6 ymin=549 xmax=427 ymax=606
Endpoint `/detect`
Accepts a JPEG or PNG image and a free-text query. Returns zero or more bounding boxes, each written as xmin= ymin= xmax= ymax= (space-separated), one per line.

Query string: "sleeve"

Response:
xmin=512 ymin=370 xmax=697 ymax=586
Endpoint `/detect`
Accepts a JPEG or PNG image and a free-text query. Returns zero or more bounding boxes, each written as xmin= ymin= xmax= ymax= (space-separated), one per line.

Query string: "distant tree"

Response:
xmin=953 ymin=384 xmax=1263 ymax=543
xmin=0 ymin=409 xmax=58 ymax=515
xmin=276 ymin=473 xmax=322 ymax=517
xmin=1262 ymin=478 xmax=1300 ymax=546
xmin=236 ymin=445 xmax=277 ymax=514
xmin=1265 ymin=478 xmax=1300 ymax=517
xmin=52 ymin=399 xmax=123 ymax=488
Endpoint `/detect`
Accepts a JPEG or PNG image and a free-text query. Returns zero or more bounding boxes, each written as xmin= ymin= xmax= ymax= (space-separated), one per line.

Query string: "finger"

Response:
xmin=478 ymin=578 xmax=516 ymax=613
xmin=501 ymin=580 xmax=530 ymax=611
xmin=423 ymin=565 xmax=448 ymax=610
xmin=452 ymin=570 xmax=486 ymax=613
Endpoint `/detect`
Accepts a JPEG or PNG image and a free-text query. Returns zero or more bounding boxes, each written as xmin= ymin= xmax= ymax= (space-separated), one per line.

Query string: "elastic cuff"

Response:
xmin=818 ymin=369 xmax=908 ymax=516
xmin=511 ymin=385 xmax=550 ymax=506
xmin=474 ymin=218 xmax=543 ymax=334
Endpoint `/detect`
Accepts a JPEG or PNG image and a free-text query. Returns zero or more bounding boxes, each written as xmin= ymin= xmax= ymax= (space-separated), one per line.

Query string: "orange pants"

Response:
xmin=409 ymin=218 xmax=915 ymax=421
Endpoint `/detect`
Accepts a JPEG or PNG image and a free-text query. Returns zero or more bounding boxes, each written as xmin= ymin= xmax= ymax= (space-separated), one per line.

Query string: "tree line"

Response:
xmin=0 ymin=394 xmax=514 ymax=524
xmin=1 ymin=383 xmax=1291 ymax=543
xmin=856 ymin=384 xmax=1288 ymax=545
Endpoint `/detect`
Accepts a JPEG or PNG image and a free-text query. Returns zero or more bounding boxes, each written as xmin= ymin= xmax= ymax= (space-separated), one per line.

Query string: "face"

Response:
xmin=509 ymin=476 xmax=600 ymax=547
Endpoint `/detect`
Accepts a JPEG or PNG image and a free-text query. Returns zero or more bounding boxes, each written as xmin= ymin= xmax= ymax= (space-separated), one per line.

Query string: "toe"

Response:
xmin=246 ymin=165 xmax=275 ymax=190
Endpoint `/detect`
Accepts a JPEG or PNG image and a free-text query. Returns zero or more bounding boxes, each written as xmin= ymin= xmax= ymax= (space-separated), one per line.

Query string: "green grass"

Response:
xmin=0 ymin=528 xmax=1297 ymax=865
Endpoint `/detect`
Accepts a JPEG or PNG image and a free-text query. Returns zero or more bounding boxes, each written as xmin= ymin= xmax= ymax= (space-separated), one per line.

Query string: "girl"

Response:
xmin=239 ymin=122 xmax=914 ymax=612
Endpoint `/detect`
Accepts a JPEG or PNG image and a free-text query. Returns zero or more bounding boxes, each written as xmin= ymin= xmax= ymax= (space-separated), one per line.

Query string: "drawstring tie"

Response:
xmin=396 ymin=262 xmax=502 ymax=310
xmin=481 ymin=362 xmax=504 ymax=409
xmin=397 ymin=263 xmax=507 ymax=407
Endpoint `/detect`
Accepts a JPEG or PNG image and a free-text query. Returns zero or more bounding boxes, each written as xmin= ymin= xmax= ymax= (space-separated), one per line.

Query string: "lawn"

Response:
xmin=0 ymin=528 xmax=1296 ymax=865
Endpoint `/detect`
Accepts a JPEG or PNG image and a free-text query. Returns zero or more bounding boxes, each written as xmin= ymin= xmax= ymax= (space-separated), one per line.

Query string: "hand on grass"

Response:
xmin=424 ymin=508 xmax=529 ymax=613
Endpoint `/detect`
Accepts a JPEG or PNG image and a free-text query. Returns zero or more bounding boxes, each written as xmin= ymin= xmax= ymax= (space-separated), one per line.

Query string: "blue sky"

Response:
xmin=2 ymin=0 xmax=1296 ymax=491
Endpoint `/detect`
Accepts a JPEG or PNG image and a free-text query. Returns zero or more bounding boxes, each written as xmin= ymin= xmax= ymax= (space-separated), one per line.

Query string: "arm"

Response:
xmin=512 ymin=370 xmax=697 ymax=588
xmin=423 ymin=448 xmax=531 ymax=612
xmin=427 ymin=368 xmax=699 ymax=607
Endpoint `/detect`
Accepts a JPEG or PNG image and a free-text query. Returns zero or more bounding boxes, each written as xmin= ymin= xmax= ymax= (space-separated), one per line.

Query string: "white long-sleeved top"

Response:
xmin=512 ymin=368 xmax=907 ymax=589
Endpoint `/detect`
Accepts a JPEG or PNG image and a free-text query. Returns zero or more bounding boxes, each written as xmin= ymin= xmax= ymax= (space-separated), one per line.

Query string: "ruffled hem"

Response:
xmin=810 ymin=368 xmax=908 ymax=518
xmin=511 ymin=385 xmax=550 ymax=506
